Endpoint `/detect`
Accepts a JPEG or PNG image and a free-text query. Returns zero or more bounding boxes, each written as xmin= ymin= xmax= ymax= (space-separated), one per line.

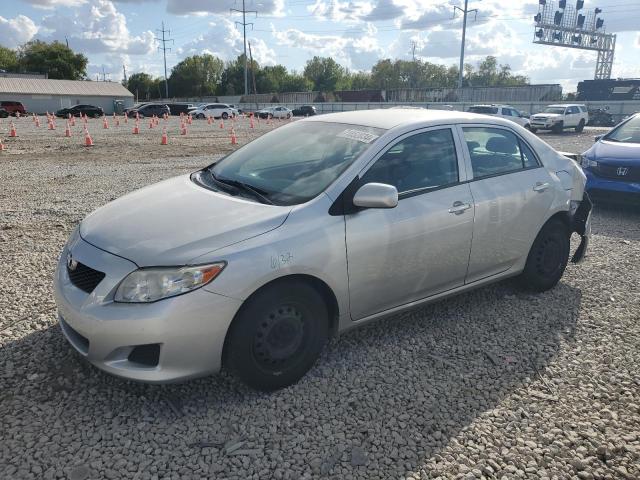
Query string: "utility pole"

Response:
xmin=155 ymin=22 xmax=174 ymax=99
xmin=410 ymin=41 xmax=417 ymax=62
xmin=231 ymin=0 xmax=257 ymax=97
xmin=122 ymin=65 xmax=127 ymax=84
xmin=248 ymin=41 xmax=258 ymax=109
xmin=453 ymin=0 xmax=478 ymax=88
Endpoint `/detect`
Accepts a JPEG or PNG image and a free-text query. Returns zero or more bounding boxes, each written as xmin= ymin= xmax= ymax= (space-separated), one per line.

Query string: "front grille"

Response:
xmin=67 ymin=261 xmax=106 ymax=293
xmin=593 ymin=164 xmax=640 ymax=182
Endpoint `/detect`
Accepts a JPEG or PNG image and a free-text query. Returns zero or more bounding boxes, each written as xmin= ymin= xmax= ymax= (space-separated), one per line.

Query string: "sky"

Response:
xmin=2 ymin=0 xmax=640 ymax=92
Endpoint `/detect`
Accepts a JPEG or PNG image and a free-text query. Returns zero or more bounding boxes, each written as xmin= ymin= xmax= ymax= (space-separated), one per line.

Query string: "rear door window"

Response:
xmin=463 ymin=127 xmax=539 ymax=179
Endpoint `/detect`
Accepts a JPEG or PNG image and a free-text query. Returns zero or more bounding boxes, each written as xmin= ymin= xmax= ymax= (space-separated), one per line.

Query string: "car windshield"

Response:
xmin=543 ymin=107 xmax=566 ymax=114
xmin=605 ymin=115 xmax=640 ymax=143
xmin=209 ymin=121 xmax=385 ymax=206
xmin=469 ymin=106 xmax=498 ymax=114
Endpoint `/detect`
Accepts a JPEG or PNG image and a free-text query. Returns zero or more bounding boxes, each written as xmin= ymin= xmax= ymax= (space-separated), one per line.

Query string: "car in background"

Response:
xmin=1 ymin=101 xmax=27 ymax=116
xmin=468 ymin=104 xmax=531 ymax=130
xmin=0 ymin=107 xmax=9 ymax=118
xmin=190 ymin=103 xmax=235 ymax=120
xmin=530 ymin=104 xmax=589 ymax=133
xmin=54 ymin=109 xmax=591 ymax=391
xmin=580 ymin=113 xmax=640 ymax=204
xmin=56 ymin=104 xmax=104 ymax=118
xmin=165 ymin=103 xmax=195 ymax=116
xmin=126 ymin=103 xmax=170 ymax=118
xmin=257 ymin=106 xmax=292 ymax=119
xmin=228 ymin=104 xmax=243 ymax=115
xmin=292 ymin=105 xmax=317 ymax=117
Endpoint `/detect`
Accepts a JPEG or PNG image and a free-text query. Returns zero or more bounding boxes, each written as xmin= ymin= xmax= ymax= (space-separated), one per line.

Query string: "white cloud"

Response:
xmin=166 ymin=0 xmax=284 ymax=16
xmin=178 ymin=18 xmax=277 ymax=66
xmin=0 ymin=15 xmax=39 ymax=48
xmin=38 ymin=0 xmax=157 ymax=55
xmin=19 ymin=0 xmax=87 ymax=9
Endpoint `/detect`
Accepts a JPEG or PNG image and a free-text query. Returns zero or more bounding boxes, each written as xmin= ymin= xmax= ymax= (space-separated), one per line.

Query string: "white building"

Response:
xmin=0 ymin=78 xmax=134 ymax=114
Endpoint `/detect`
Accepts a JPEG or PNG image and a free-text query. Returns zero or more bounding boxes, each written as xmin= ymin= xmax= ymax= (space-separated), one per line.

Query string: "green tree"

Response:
xmin=126 ymin=73 xmax=163 ymax=100
xmin=303 ymin=56 xmax=345 ymax=91
xmin=465 ymin=56 xmax=529 ymax=87
xmin=169 ymin=54 xmax=224 ymax=97
xmin=0 ymin=46 xmax=18 ymax=72
xmin=17 ymin=41 xmax=87 ymax=79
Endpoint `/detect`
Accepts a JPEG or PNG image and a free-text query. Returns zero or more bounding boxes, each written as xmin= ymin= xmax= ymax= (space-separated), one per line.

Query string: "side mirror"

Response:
xmin=594 ymin=135 xmax=603 ymax=142
xmin=353 ymin=183 xmax=398 ymax=209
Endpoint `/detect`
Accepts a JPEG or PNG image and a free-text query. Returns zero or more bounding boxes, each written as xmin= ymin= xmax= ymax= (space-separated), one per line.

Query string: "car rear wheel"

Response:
xmin=222 ymin=112 xmax=229 ymax=120
xmin=224 ymin=280 xmax=329 ymax=391
xmin=197 ymin=113 xmax=205 ymax=119
xmin=286 ymin=113 xmax=291 ymax=119
xmin=518 ymin=218 xmax=570 ymax=292
xmin=575 ymin=119 xmax=585 ymax=132
xmin=268 ymin=114 xmax=273 ymax=120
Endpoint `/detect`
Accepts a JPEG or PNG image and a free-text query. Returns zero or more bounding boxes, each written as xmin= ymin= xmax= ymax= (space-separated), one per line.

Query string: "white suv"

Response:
xmin=530 ymin=104 xmax=589 ymax=133
xmin=467 ymin=105 xmax=531 ymax=130
xmin=190 ymin=103 xmax=235 ymax=120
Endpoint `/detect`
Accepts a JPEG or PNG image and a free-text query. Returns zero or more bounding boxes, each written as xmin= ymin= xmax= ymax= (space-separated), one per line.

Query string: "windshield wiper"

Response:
xmin=209 ymin=170 xmax=274 ymax=205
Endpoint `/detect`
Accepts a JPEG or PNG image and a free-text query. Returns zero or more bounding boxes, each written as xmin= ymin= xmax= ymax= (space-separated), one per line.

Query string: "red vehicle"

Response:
xmin=1 ymin=101 xmax=27 ymax=116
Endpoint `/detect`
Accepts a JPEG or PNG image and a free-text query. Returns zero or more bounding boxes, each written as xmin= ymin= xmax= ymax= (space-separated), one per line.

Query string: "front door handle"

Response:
xmin=449 ymin=201 xmax=472 ymax=215
xmin=533 ymin=182 xmax=550 ymax=192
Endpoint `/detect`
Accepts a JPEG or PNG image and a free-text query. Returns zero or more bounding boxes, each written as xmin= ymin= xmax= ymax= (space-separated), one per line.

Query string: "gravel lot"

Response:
xmin=1 ymin=116 xmax=639 ymax=480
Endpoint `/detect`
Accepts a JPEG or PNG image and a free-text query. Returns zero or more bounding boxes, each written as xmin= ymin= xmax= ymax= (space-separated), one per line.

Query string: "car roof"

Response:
xmin=304 ymin=108 xmax=498 ymax=130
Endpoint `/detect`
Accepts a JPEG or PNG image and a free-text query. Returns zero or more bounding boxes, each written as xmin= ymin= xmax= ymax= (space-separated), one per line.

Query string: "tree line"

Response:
xmin=0 ymin=40 xmax=529 ymax=100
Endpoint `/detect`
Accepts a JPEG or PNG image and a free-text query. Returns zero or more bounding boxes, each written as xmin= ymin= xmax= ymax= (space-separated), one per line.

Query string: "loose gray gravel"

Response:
xmin=1 ymin=118 xmax=639 ymax=480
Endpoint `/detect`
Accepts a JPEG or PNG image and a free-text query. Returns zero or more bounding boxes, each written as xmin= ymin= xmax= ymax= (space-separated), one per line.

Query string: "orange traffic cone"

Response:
xmin=133 ymin=122 xmax=140 ymax=134
xmin=48 ymin=119 xmax=55 ymax=130
xmin=64 ymin=122 xmax=71 ymax=137
xmin=124 ymin=114 xmax=128 ymax=124
xmin=35 ymin=116 xmax=41 ymax=128
xmin=103 ymin=117 xmax=109 ymax=129
xmin=187 ymin=114 xmax=192 ymax=125
xmin=219 ymin=119 xmax=224 ymax=129
xmin=180 ymin=123 xmax=187 ymax=135
xmin=115 ymin=118 xmax=120 ymax=127
xmin=207 ymin=115 xmax=212 ymax=125
xmin=250 ymin=115 xmax=254 ymax=129
xmin=0 ymin=139 xmax=5 ymax=151
xmin=84 ymin=128 xmax=94 ymax=147
xmin=230 ymin=127 xmax=237 ymax=145
xmin=9 ymin=122 xmax=17 ymax=137
xmin=161 ymin=127 xmax=168 ymax=145
xmin=70 ymin=116 xmax=76 ymax=127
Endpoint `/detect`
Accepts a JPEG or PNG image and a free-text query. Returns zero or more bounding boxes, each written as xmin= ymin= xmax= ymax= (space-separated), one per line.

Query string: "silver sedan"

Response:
xmin=54 ymin=109 xmax=592 ymax=390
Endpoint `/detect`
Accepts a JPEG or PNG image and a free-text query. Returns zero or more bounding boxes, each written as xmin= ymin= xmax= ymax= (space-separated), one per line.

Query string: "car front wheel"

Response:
xmin=575 ymin=119 xmax=585 ymax=132
xmin=552 ymin=121 xmax=564 ymax=134
xmin=518 ymin=218 xmax=570 ymax=292
xmin=222 ymin=112 xmax=229 ymax=120
xmin=224 ymin=280 xmax=329 ymax=391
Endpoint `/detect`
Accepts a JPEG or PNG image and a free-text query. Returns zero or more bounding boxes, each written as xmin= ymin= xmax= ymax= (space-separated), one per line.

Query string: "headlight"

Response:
xmin=581 ymin=157 xmax=598 ymax=168
xmin=114 ymin=263 xmax=226 ymax=303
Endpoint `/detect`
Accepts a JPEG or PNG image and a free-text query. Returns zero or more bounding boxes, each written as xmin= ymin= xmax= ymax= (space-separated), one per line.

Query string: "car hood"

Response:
xmin=80 ymin=174 xmax=291 ymax=267
xmin=585 ymin=140 xmax=640 ymax=166
xmin=533 ymin=113 xmax=562 ymax=119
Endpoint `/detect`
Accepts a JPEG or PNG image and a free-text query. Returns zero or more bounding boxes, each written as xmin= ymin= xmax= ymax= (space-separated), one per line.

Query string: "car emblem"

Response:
xmin=617 ymin=167 xmax=629 ymax=176
xmin=67 ymin=252 xmax=78 ymax=271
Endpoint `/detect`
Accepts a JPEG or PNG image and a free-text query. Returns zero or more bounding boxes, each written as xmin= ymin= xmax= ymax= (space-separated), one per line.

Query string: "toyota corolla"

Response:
xmin=54 ymin=109 xmax=592 ymax=391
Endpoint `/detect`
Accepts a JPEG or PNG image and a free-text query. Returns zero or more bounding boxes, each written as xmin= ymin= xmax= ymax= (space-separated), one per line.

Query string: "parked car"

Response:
xmin=0 ymin=107 xmax=9 ymax=118
xmin=580 ymin=113 xmax=640 ymax=204
xmin=257 ymin=106 xmax=292 ymax=119
xmin=529 ymin=104 xmax=589 ymax=133
xmin=126 ymin=103 xmax=170 ymax=118
xmin=468 ymin=104 xmax=531 ymax=130
xmin=228 ymin=104 xmax=243 ymax=115
xmin=190 ymin=103 xmax=235 ymax=120
xmin=53 ymin=109 xmax=591 ymax=391
xmin=165 ymin=103 xmax=195 ymax=116
xmin=1 ymin=101 xmax=27 ymax=116
xmin=292 ymin=105 xmax=317 ymax=117
xmin=55 ymin=104 xmax=104 ymax=118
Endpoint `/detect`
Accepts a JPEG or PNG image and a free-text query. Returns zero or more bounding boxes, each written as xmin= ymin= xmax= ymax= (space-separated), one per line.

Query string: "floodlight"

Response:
xmin=559 ymin=0 xmax=566 ymax=9
xmin=534 ymin=13 xmax=542 ymax=23
xmin=572 ymin=34 xmax=582 ymax=43
xmin=539 ymin=0 xmax=546 ymax=5
xmin=595 ymin=8 xmax=602 ymax=14
xmin=536 ymin=29 xmax=544 ymax=38
xmin=554 ymin=11 xmax=563 ymax=25
xmin=590 ymin=36 xmax=598 ymax=43
xmin=577 ymin=14 xmax=585 ymax=28
xmin=576 ymin=0 xmax=584 ymax=10
xmin=596 ymin=18 xmax=604 ymax=29
xmin=553 ymin=31 xmax=562 ymax=40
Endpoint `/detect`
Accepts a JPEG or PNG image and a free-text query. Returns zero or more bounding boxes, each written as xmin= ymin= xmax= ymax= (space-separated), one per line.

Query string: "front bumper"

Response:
xmin=570 ymin=192 xmax=592 ymax=264
xmin=584 ymin=169 xmax=640 ymax=204
xmin=53 ymin=235 xmax=242 ymax=383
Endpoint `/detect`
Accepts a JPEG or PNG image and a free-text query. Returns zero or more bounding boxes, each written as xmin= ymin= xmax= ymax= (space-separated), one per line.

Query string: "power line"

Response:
xmin=453 ymin=0 xmax=478 ymax=88
xmin=231 ymin=0 xmax=257 ymax=97
xmin=155 ymin=21 xmax=174 ymax=99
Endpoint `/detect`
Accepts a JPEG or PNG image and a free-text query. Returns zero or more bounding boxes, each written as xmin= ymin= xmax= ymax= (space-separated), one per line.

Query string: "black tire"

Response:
xmin=529 ymin=127 xmax=537 ymax=133
xmin=268 ymin=113 xmax=273 ymax=120
xmin=286 ymin=113 xmax=291 ymax=119
xmin=518 ymin=219 xmax=570 ymax=292
xmin=524 ymin=123 xmax=531 ymax=131
xmin=575 ymin=119 xmax=585 ymax=132
xmin=552 ymin=121 xmax=564 ymax=134
xmin=197 ymin=113 xmax=205 ymax=120
xmin=222 ymin=112 xmax=229 ymax=120
xmin=224 ymin=280 xmax=329 ymax=391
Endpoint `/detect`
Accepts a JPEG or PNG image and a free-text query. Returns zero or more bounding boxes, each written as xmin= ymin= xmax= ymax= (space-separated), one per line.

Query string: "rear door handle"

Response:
xmin=533 ymin=182 xmax=550 ymax=192
xmin=449 ymin=201 xmax=472 ymax=215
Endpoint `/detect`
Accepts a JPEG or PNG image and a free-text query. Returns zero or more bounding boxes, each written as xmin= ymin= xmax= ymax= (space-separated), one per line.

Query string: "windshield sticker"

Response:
xmin=337 ymin=129 xmax=379 ymax=144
